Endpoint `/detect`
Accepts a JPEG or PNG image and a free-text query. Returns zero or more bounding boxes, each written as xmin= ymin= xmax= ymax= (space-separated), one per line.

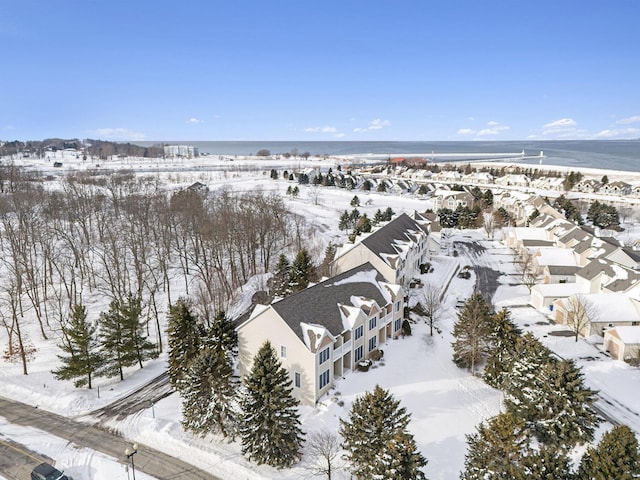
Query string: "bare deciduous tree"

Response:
xmin=517 ymin=249 xmax=541 ymax=291
xmin=482 ymin=211 xmax=496 ymax=239
xmin=303 ymin=429 xmax=345 ymax=480
xmin=566 ymin=295 xmax=595 ymax=342
xmin=420 ymin=282 xmax=444 ymax=336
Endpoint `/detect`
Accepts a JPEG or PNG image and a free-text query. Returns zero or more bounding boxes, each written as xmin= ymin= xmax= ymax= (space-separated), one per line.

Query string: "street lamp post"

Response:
xmin=125 ymin=443 xmax=138 ymax=480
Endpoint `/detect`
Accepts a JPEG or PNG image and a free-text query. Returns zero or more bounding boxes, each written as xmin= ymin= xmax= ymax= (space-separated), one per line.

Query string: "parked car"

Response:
xmin=31 ymin=463 xmax=71 ymax=480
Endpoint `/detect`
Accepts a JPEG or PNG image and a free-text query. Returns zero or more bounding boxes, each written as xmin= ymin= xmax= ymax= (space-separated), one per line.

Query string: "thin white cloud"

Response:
xmin=467 ymin=117 xmax=475 ymax=121
xmin=487 ymin=120 xmax=500 ymax=127
xmin=353 ymin=118 xmax=391 ymax=133
xmin=457 ymin=128 xmax=475 ymax=135
xmin=543 ymin=118 xmax=576 ymax=129
xmin=478 ymin=128 xmax=500 ymax=136
xmin=616 ymin=115 xmax=640 ymax=125
xmin=187 ymin=117 xmax=203 ymax=124
xmin=334 ymin=133 xmax=345 ymax=138
xmin=595 ymin=128 xmax=640 ymax=139
xmin=91 ymin=128 xmax=146 ymax=141
xmin=305 ymin=126 xmax=338 ymax=133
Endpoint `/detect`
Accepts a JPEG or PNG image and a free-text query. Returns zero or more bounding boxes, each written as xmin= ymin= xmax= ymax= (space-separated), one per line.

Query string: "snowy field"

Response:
xmin=1 ymin=151 xmax=640 ymax=478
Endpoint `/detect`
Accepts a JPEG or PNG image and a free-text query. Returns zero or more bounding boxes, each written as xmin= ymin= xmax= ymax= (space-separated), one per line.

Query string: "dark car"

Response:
xmin=31 ymin=463 xmax=70 ymax=480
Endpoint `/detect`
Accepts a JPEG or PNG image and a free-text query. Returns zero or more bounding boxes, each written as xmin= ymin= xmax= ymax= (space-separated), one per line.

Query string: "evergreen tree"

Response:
xmin=532 ymin=359 xmax=599 ymax=449
xmin=340 ymin=385 xmax=427 ymax=479
xmin=483 ymin=308 xmax=522 ymax=389
xmin=521 ymin=446 xmax=574 ymax=480
xmin=350 ymin=195 xmax=360 ymax=207
xmin=461 ymin=412 xmax=530 ymax=480
xmin=578 ymin=424 xmax=640 ymax=480
xmin=503 ymin=334 xmax=553 ymax=427
xmin=417 ymin=184 xmax=428 ymax=195
xmin=377 ymin=181 xmax=387 ymax=192
xmin=290 ymin=248 xmax=314 ymax=291
xmin=601 ymin=174 xmax=609 ymax=185
xmin=362 ymin=179 xmax=372 ymax=191
xmin=373 ymin=209 xmax=384 ymax=225
xmin=206 ymin=310 xmax=238 ymax=355
xmin=452 ymin=293 xmax=493 ymax=374
xmin=271 ymin=253 xmax=291 ymax=296
xmin=99 ymin=295 xmax=157 ymax=381
xmin=52 ymin=304 xmax=103 ymax=389
xmin=338 ymin=210 xmax=351 ymax=231
xmin=240 ymin=341 xmax=304 ymax=468
xmin=383 ymin=206 xmax=395 ymax=221
xmin=181 ymin=347 xmax=238 ymax=438
xmin=355 ymin=214 xmax=372 ymax=234
xmin=167 ymin=297 xmax=203 ymax=389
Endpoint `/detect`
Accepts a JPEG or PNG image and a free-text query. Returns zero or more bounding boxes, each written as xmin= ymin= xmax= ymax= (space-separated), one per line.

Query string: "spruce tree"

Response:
xmin=503 ymin=333 xmax=554 ymax=425
xmin=99 ymin=295 xmax=157 ymax=380
xmin=167 ymin=297 xmax=203 ymax=389
xmin=240 ymin=341 xmax=304 ymax=468
xmin=181 ymin=347 xmax=238 ymax=438
xmin=452 ymin=293 xmax=493 ymax=374
xmin=120 ymin=293 xmax=157 ymax=368
xmin=521 ymin=446 xmax=574 ymax=480
xmin=532 ymin=359 xmax=599 ymax=449
xmin=206 ymin=310 xmax=238 ymax=355
xmin=53 ymin=304 xmax=103 ymax=389
xmin=483 ymin=308 xmax=522 ymax=389
xmin=578 ymin=424 xmax=640 ymax=480
xmin=270 ymin=253 xmax=291 ymax=296
xmin=290 ymin=248 xmax=314 ymax=292
xmin=461 ymin=412 xmax=529 ymax=480
xmin=340 ymin=385 xmax=427 ymax=479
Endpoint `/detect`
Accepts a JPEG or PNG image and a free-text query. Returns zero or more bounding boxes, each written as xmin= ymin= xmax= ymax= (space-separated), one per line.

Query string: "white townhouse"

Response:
xmin=330 ymin=213 xmax=430 ymax=287
xmin=237 ymin=263 xmax=405 ymax=406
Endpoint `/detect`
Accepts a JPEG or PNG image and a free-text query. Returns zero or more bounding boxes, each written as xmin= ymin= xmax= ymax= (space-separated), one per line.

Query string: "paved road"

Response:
xmin=0 ymin=396 xmax=220 ymax=480
xmin=0 ymin=436 xmax=51 ymax=480
xmin=452 ymin=238 xmax=503 ymax=303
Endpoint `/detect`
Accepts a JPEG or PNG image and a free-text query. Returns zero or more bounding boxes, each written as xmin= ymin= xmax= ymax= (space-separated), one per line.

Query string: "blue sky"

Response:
xmin=2 ymin=1 xmax=639 ymax=142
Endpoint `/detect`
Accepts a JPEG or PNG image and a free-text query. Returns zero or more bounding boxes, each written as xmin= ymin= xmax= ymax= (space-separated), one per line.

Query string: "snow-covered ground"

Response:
xmin=1 ymin=151 xmax=640 ymax=478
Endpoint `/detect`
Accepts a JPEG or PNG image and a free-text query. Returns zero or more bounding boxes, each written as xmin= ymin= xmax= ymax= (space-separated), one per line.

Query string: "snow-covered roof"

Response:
xmin=532 ymin=283 xmax=587 ymax=297
xmin=606 ymin=326 xmax=640 ymax=344
xmin=530 ymin=247 xmax=578 ymax=267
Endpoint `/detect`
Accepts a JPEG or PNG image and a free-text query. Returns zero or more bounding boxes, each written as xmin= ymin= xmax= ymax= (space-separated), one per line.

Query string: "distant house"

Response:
xmin=431 ymin=189 xmax=474 ymax=211
xmin=237 ymin=263 xmax=405 ymax=405
xmin=530 ymin=282 xmax=587 ymax=310
xmin=553 ymin=292 xmax=640 ymax=337
xmin=331 ymin=213 xmax=430 ymax=286
xmin=164 ymin=144 xmax=199 ymax=158
xmin=600 ymin=181 xmax=631 ymax=196
xmin=494 ymin=174 xmax=530 ymax=188
xmin=574 ymin=178 xmax=601 ymax=193
xmin=604 ymin=326 xmax=640 ymax=361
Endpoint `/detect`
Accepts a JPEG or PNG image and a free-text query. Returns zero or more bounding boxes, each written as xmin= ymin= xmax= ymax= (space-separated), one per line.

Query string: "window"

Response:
xmin=319 ymin=347 xmax=330 ymax=364
xmin=319 ymin=369 xmax=330 ymax=389
xmin=369 ymin=316 xmax=377 ymax=330
xmin=280 ymin=345 xmax=287 ymax=359
xmin=354 ymin=325 xmax=364 ymax=340
xmin=294 ymin=372 xmax=301 ymax=388
xmin=395 ymin=301 xmax=401 ymax=312
xmin=354 ymin=345 xmax=364 ymax=362
xmin=394 ymin=318 xmax=402 ymax=332
xmin=369 ymin=337 xmax=377 ymax=352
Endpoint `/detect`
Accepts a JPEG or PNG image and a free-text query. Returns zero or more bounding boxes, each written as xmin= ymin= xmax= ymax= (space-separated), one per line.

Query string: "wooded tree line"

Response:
xmin=0 ymin=170 xmax=311 ymax=375
xmin=453 ymin=296 xmax=640 ymax=479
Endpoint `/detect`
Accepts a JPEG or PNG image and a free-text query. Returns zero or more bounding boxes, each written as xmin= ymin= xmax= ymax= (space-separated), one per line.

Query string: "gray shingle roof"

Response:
xmin=360 ymin=213 xmax=427 ymax=261
xmin=271 ymin=263 xmax=390 ymax=343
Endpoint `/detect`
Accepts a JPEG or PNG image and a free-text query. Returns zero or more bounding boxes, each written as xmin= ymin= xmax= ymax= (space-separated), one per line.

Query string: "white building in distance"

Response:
xmin=164 ymin=145 xmax=199 ymax=158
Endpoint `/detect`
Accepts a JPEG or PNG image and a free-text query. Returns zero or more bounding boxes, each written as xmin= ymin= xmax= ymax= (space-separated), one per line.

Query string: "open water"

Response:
xmin=139 ymin=140 xmax=640 ymax=172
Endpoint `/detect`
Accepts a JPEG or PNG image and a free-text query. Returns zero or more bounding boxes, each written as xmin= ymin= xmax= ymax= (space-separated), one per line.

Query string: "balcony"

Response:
xmin=333 ymin=339 xmax=352 ymax=360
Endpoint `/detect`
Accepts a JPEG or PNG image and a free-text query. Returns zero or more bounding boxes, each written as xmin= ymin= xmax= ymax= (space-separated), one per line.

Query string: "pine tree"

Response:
xmin=521 ymin=446 xmax=574 ymax=480
xmin=52 ymin=304 xmax=103 ymax=389
xmin=350 ymin=195 xmax=360 ymax=207
xmin=167 ymin=297 xmax=203 ymax=389
xmin=270 ymin=253 xmax=291 ymax=296
xmin=338 ymin=210 xmax=351 ymax=231
xmin=452 ymin=293 xmax=493 ymax=374
xmin=181 ymin=347 xmax=238 ymax=438
xmin=120 ymin=294 xmax=157 ymax=368
xmin=532 ymin=359 xmax=599 ymax=449
xmin=483 ymin=308 xmax=522 ymax=389
xmin=461 ymin=412 xmax=530 ymax=480
xmin=383 ymin=206 xmax=395 ymax=221
xmin=240 ymin=341 xmax=304 ymax=468
xmin=578 ymin=424 xmax=640 ymax=480
xmin=290 ymin=248 xmax=314 ymax=292
xmin=206 ymin=310 xmax=238 ymax=355
xmin=99 ymin=295 xmax=157 ymax=380
xmin=373 ymin=209 xmax=384 ymax=225
xmin=340 ymin=385 xmax=427 ymax=480
xmin=502 ymin=333 xmax=553 ymax=423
